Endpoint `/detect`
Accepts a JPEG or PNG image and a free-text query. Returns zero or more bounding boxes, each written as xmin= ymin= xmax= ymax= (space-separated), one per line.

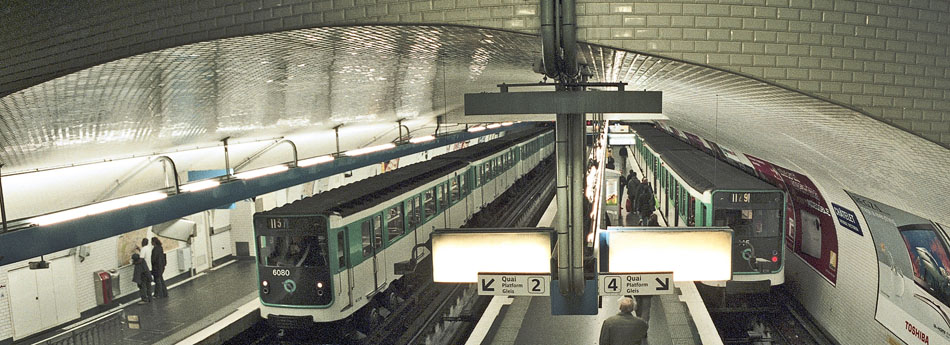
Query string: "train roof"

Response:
xmin=633 ymin=124 xmax=778 ymax=193
xmin=434 ymin=126 xmax=549 ymax=162
xmin=260 ymin=126 xmax=550 ymax=218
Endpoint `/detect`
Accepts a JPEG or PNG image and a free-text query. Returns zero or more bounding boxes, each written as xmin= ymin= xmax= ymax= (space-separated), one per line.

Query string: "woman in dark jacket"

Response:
xmin=151 ymin=237 xmax=169 ymax=298
xmin=132 ymin=253 xmax=152 ymax=303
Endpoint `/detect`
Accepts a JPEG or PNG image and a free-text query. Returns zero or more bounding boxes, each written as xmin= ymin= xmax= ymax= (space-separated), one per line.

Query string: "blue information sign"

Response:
xmin=832 ymin=203 xmax=862 ymax=236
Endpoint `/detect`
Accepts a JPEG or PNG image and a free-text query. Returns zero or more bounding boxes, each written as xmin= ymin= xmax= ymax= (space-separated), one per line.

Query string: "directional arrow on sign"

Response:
xmin=655 ymin=277 xmax=670 ymax=291
xmin=482 ymin=278 xmax=495 ymax=292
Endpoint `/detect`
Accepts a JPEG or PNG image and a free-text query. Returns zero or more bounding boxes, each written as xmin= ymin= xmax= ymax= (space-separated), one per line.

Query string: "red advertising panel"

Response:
xmin=746 ymin=155 xmax=838 ymax=284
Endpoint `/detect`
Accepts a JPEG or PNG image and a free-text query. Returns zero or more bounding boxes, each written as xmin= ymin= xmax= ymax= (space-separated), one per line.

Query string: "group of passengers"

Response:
xmin=132 ymin=237 xmax=169 ymax=304
xmin=621 ymin=169 xmax=658 ymax=226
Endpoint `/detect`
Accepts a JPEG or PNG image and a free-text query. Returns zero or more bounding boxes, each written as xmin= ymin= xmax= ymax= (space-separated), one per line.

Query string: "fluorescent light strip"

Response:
xmin=29 ymin=191 xmax=168 ymax=226
xmin=502 ymin=122 xmax=513 ymax=126
xmin=298 ymin=155 xmax=334 ymax=167
xmin=344 ymin=143 xmax=396 ymax=156
xmin=409 ymin=135 xmax=435 ymax=144
xmin=487 ymin=123 xmax=501 ymax=129
xmin=234 ymin=165 xmax=289 ymax=179
xmin=468 ymin=126 xmax=486 ymax=133
xmin=180 ymin=180 xmax=220 ymax=192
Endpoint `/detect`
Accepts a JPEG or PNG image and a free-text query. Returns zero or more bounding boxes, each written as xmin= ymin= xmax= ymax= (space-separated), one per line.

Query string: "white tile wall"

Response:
xmin=575 ymin=0 xmax=950 ymax=145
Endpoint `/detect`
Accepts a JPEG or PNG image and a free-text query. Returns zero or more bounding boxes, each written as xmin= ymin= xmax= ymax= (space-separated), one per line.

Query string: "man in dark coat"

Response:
xmin=131 ymin=253 xmax=152 ymax=303
xmin=618 ymin=145 xmax=628 ymax=171
xmin=636 ymin=180 xmax=656 ymax=226
xmin=599 ymin=297 xmax=649 ymax=345
xmin=150 ymin=237 xmax=169 ymax=298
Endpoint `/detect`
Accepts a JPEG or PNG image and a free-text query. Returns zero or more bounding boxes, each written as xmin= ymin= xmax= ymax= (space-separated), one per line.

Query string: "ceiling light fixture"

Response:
xmin=29 ymin=191 xmax=168 ymax=226
xmin=234 ymin=165 xmax=289 ymax=179
xmin=298 ymin=155 xmax=335 ymax=167
xmin=345 ymin=143 xmax=396 ymax=156
xmin=180 ymin=180 xmax=220 ymax=192
xmin=468 ymin=126 xmax=486 ymax=133
xmin=409 ymin=135 xmax=436 ymax=144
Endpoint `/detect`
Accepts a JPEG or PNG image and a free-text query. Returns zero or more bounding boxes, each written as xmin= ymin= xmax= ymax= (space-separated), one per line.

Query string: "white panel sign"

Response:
xmin=599 ymin=272 xmax=674 ymax=296
xmin=431 ymin=229 xmax=552 ymax=283
xmin=605 ymin=227 xmax=733 ymax=281
xmin=477 ymin=273 xmax=550 ymax=296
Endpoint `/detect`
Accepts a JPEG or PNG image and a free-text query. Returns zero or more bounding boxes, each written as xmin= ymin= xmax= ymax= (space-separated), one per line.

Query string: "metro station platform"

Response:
xmin=25 ymin=259 xmax=257 ymax=345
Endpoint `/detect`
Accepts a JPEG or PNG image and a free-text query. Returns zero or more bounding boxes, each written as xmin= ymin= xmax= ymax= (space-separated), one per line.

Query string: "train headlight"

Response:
xmin=317 ymin=281 xmax=324 ymax=289
xmin=262 ymin=280 xmax=269 ymax=287
xmin=262 ymin=280 xmax=270 ymax=294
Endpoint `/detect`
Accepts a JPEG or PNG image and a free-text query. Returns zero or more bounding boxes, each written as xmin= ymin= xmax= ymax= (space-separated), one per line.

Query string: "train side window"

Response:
xmin=337 ymin=231 xmax=346 ymax=270
xmin=438 ymin=184 xmax=448 ymax=210
xmin=450 ymin=177 xmax=460 ymax=203
xmin=388 ymin=204 xmax=404 ymax=241
xmin=687 ymin=196 xmax=696 ymax=226
xmin=361 ymin=221 xmax=372 ymax=258
xmin=406 ymin=196 xmax=420 ymax=229
xmin=413 ymin=196 xmax=422 ymax=225
xmin=373 ymin=215 xmax=383 ymax=249
xmin=424 ymin=188 xmax=436 ymax=219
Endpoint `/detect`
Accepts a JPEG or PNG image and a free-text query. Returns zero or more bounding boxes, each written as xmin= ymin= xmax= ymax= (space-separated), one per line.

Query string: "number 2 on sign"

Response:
xmin=529 ymin=277 xmax=544 ymax=294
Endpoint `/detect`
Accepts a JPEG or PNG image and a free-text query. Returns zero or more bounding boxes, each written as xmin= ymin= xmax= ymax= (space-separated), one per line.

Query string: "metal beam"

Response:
xmin=0 ymin=124 xmax=530 ymax=266
xmin=464 ymin=91 xmax=662 ymax=115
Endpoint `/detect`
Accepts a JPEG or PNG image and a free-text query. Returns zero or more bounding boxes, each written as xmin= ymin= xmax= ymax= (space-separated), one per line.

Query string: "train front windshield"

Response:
xmin=713 ymin=191 xmax=784 ymax=274
xmin=258 ymin=235 xmax=328 ymax=268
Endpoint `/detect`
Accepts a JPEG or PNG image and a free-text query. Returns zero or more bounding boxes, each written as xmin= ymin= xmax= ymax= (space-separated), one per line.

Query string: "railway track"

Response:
xmin=711 ymin=286 xmax=836 ymax=345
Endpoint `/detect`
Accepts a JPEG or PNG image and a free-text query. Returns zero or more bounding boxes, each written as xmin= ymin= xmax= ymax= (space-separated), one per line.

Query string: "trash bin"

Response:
xmin=94 ymin=270 xmax=114 ymax=305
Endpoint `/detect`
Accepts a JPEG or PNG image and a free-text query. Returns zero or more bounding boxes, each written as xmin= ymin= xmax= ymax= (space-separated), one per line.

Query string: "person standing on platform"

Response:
xmin=618 ymin=146 xmax=628 ymax=172
xmin=606 ymin=156 xmax=616 ymax=170
xmin=636 ymin=179 xmax=655 ymax=226
xmin=599 ymin=297 xmax=649 ymax=345
xmin=131 ymin=253 xmax=152 ymax=304
xmin=140 ymin=238 xmax=153 ymax=272
xmin=151 ymin=237 xmax=169 ymax=298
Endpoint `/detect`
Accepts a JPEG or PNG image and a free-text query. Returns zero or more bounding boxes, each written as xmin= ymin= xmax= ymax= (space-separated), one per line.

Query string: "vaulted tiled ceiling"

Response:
xmin=1 ymin=25 xmax=947 ymax=222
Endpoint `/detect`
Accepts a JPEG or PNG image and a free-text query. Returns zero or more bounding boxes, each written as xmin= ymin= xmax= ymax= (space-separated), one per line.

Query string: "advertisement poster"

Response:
xmin=381 ymin=158 xmax=399 ymax=173
xmin=603 ymin=169 xmax=622 ymax=226
xmin=746 ymin=155 xmax=838 ymax=284
xmin=849 ymin=192 xmax=950 ymax=345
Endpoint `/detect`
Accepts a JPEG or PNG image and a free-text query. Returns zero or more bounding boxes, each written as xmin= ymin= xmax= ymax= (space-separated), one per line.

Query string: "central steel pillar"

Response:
xmin=555 ymin=112 xmax=588 ymax=295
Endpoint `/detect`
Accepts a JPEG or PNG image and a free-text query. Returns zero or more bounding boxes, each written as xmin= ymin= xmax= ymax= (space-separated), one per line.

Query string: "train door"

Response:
xmin=335 ymin=229 xmax=354 ymax=308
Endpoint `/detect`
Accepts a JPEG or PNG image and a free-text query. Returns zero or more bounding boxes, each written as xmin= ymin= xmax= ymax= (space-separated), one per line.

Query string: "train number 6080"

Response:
xmin=272 ymin=269 xmax=291 ymax=276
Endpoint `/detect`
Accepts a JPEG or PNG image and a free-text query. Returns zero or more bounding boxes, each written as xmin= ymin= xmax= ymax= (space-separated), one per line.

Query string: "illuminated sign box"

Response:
xmin=601 ymin=227 xmax=733 ymax=282
xmin=431 ymin=228 xmax=554 ymax=283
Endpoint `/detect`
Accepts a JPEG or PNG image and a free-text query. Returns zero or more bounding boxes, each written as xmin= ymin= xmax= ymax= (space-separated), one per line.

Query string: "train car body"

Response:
xmin=253 ymin=128 xmax=554 ymax=328
xmin=629 ymin=124 xmax=786 ymax=287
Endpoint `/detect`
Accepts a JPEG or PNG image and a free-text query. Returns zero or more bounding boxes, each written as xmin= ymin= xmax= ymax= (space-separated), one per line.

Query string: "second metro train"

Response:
xmin=627 ymin=123 xmax=786 ymax=287
xmin=252 ymin=126 xmax=554 ymax=329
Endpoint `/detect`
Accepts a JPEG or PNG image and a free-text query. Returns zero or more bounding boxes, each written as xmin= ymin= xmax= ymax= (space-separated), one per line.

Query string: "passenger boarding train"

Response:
xmin=252 ymin=127 xmax=554 ymax=328
xmin=626 ymin=123 xmax=786 ymax=287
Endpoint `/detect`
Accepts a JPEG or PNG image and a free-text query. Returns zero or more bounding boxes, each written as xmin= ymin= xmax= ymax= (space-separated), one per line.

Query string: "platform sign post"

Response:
xmin=477 ymin=273 xmax=550 ymax=296
xmin=598 ymin=272 xmax=674 ymax=296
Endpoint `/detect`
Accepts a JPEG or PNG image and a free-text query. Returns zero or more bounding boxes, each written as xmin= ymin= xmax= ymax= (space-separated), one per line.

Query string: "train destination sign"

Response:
xmin=598 ymin=272 xmax=674 ymax=296
xmin=476 ymin=273 xmax=550 ymax=296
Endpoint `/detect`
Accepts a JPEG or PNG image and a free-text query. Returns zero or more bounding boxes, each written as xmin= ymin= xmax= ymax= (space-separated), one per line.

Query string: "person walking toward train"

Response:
xmin=131 ymin=253 xmax=152 ymax=304
xmin=618 ymin=146 xmax=628 ymax=172
xmin=599 ymin=297 xmax=649 ymax=345
xmin=151 ymin=237 xmax=169 ymax=298
xmin=636 ymin=179 xmax=655 ymax=226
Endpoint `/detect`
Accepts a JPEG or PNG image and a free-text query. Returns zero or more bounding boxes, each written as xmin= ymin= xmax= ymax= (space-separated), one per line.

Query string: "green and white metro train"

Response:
xmin=628 ymin=123 xmax=786 ymax=287
xmin=253 ymin=127 xmax=554 ymax=328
